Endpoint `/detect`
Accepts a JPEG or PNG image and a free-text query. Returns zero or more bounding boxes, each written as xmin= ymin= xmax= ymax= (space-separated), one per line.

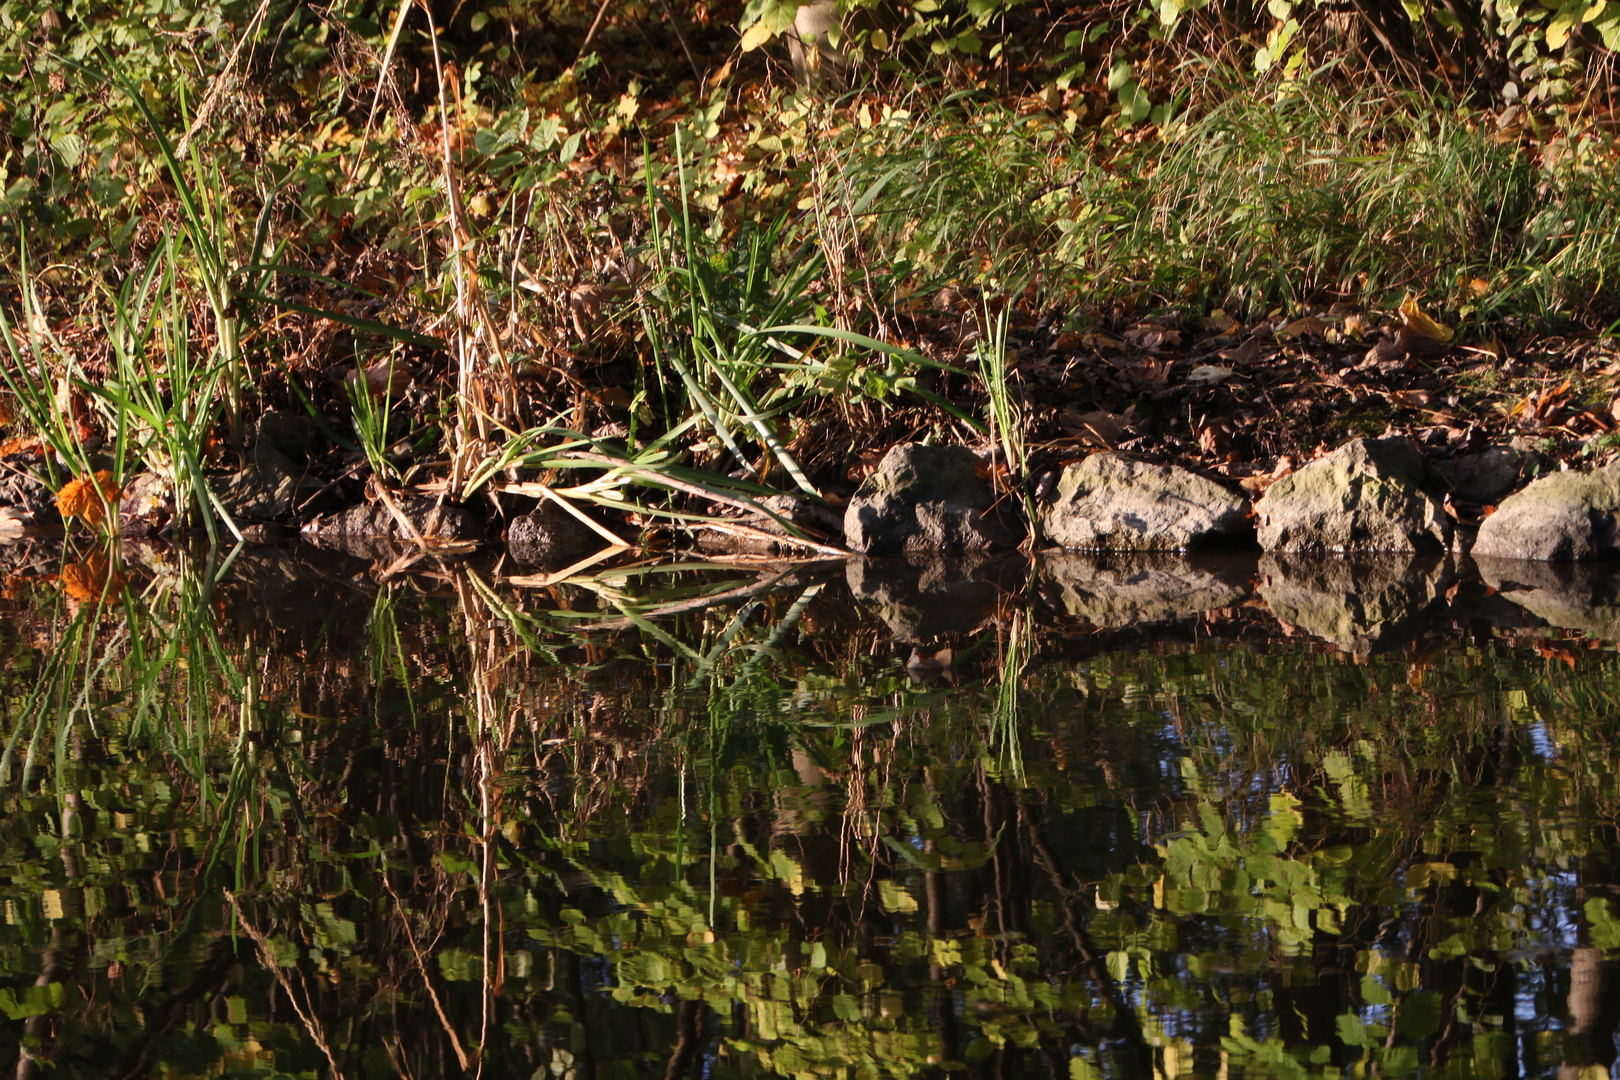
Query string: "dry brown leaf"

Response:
xmin=1276 ymin=315 xmax=1330 ymax=341
xmin=1195 ymin=417 xmax=1230 ymax=456
xmin=1060 ymin=406 xmax=1129 ymax=446
xmin=569 ymin=283 xmax=632 ymax=339
xmin=0 ymin=435 xmax=42 ymax=457
xmin=346 ymin=362 xmax=410 ymax=401
xmin=1124 ymin=323 xmax=1180 ymax=350
xmin=1398 ymin=294 xmax=1454 ymax=343
xmin=1389 ymin=389 xmax=1432 ymax=409
xmin=1215 ymin=337 xmax=1262 ymax=365
xmin=60 ymin=552 xmax=124 ymax=602
xmin=56 ymin=470 xmax=120 ymax=527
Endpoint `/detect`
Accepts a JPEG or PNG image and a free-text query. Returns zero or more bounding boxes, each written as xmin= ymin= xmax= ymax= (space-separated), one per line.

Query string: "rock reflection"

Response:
xmin=1258 ymin=553 xmax=1448 ymax=653
xmin=1038 ymin=551 xmax=1252 ymax=627
xmin=1475 ymin=556 xmax=1620 ymax=638
xmin=844 ymin=554 xmax=1020 ymax=641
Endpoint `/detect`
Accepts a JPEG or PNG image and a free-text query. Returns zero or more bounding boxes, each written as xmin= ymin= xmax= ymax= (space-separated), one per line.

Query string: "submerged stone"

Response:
xmin=1039 ymin=453 xmax=1251 ymax=551
xmin=507 ymin=501 xmax=605 ymax=568
xmin=302 ymin=496 xmax=481 ymax=559
xmin=1255 ymin=437 xmax=1449 ymax=554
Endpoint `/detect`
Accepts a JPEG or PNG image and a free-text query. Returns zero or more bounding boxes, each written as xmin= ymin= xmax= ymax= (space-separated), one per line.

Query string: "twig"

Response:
xmin=176 ymin=0 xmax=274 ymax=158
xmin=577 ymin=0 xmax=616 ymax=58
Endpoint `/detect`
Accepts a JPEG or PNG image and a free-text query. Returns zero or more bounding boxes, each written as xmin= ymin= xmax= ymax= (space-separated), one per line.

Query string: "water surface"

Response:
xmin=3 ymin=546 xmax=1619 ymax=1079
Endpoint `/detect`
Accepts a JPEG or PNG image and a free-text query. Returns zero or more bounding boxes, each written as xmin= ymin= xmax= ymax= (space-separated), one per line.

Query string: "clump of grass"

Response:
xmin=832 ymin=68 xmax=1620 ymax=326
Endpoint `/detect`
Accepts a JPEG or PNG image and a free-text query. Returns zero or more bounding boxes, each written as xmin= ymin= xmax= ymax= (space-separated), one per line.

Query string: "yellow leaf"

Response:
xmin=1398 ymin=293 xmax=1453 ymax=343
xmin=56 ymin=470 xmax=120 ymax=527
xmin=740 ymin=21 xmax=775 ymax=52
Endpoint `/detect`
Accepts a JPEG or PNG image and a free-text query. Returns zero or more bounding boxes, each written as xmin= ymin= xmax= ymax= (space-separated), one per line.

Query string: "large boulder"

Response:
xmin=1255 ymin=437 xmax=1449 ymax=554
xmin=1470 ymin=464 xmax=1620 ymax=562
xmin=1039 ymin=453 xmax=1251 ymax=551
xmin=843 ymin=443 xmax=1018 ymax=555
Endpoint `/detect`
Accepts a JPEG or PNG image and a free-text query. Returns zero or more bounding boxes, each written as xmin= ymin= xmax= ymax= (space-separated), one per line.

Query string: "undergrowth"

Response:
xmin=4 ymin=11 xmax=1620 ymax=549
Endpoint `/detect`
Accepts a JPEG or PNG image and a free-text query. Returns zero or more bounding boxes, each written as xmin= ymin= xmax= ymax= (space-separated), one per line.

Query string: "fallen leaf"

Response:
xmin=1186 ymin=364 xmax=1235 ymax=386
xmin=56 ymin=470 xmax=120 ymax=527
xmin=1398 ymin=294 xmax=1454 ymax=343
xmin=346 ymin=362 xmax=410 ymax=401
xmin=1276 ymin=315 xmax=1330 ymax=341
xmin=1467 ymin=277 xmax=1491 ymax=298
xmin=1389 ymin=389 xmax=1432 ymax=409
xmin=0 ymin=435 xmax=42 ymax=457
xmin=1125 ymin=323 xmax=1180 ymax=350
xmin=1195 ymin=417 xmax=1230 ymax=456
xmin=1215 ymin=337 xmax=1262 ymax=364
xmin=1059 ymin=406 xmax=1129 ymax=446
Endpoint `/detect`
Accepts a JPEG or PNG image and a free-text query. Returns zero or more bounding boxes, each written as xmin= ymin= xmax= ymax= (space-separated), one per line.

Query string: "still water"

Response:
xmin=4 ymin=545 xmax=1620 ymax=1078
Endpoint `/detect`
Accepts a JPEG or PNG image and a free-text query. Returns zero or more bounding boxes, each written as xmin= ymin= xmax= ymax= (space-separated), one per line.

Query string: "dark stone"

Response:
xmin=506 ymin=502 xmax=604 ymax=568
xmin=302 ymin=496 xmax=481 ymax=559
xmin=843 ymin=443 xmax=1019 ymax=555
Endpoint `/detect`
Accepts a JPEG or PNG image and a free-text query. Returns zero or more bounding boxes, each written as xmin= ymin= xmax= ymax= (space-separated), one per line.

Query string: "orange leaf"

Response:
xmin=0 ymin=435 xmax=42 ymax=457
xmin=56 ymin=470 xmax=121 ymax=527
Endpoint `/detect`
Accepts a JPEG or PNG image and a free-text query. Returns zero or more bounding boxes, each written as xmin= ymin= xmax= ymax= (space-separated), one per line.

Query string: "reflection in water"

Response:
xmin=2 ymin=542 xmax=1620 ymax=1077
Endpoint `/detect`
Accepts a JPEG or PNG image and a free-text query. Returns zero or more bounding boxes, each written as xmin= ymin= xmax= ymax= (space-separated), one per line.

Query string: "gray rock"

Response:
xmin=1258 ymin=553 xmax=1445 ymax=654
xmin=1039 ymin=552 xmax=1249 ymax=627
xmin=845 ymin=555 xmax=1014 ymax=641
xmin=1429 ymin=444 xmax=1540 ymax=504
xmin=1039 ymin=453 xmax=1251 ymax=551
xmin=1255 ymin=437 xmax=1449 ymax=554
xmin=843 ymin=443 xmax=1018 ymax=555
xmin=1475 ymin=557 xmax=1620 ymax=637
xmin=1470 ymin=464 xmax=1620 ymax=562
xmin=212 ymin=444 xmax=324 ymax=522
xmin=507 ymin=501 xmax=604 ymax=568
xmin=302 ymin=496 xmax=481 ymax=559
